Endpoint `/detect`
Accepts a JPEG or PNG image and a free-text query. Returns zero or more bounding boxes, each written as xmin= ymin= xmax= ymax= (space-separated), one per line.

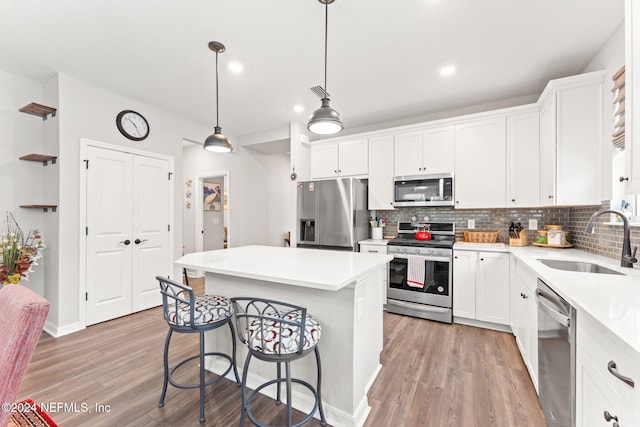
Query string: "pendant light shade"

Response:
xmin=204 ymin=41 xmax=233 ymax=153
xmin=308 ymin=0 xmax=343 ymax=135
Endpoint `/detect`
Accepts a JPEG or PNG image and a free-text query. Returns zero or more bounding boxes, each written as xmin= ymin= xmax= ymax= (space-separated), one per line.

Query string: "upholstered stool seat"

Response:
xmin=156 ymin=276 xmax=240 ymax=424
xmin=231 ymin=298 xmax=327 ymax=427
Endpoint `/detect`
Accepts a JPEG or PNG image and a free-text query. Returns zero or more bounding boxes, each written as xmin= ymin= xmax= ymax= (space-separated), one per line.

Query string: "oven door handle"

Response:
xmin=387 ymin=299 xmax=451 ymax=314
xmin=392 ymin=254 xmax=450 ymax=262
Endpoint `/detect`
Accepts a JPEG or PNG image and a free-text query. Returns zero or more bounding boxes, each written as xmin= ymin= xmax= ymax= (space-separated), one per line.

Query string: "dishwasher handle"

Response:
xmin=536 ymin=289 xmax=571 ymax=327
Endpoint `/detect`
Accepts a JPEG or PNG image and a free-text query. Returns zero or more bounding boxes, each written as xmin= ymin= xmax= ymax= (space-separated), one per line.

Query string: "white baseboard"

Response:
xmin=453 ymin=316 xmax=512 ymax=333
xmin=44 ymin=320 xmax=83 ymax=337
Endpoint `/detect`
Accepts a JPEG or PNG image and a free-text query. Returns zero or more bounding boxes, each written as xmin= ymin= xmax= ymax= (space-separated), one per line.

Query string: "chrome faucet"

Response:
xmin=585 ymin=209 xmax=638 ymax=268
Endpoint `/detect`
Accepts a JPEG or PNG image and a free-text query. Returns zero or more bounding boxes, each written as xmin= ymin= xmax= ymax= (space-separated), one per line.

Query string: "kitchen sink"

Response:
xmin=537 ymin=259 xmax=624 ymax=275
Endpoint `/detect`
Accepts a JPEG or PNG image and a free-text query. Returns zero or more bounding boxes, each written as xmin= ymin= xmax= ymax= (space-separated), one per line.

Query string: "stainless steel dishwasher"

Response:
xmin=536 ymin=278 xmax=577 ymax=427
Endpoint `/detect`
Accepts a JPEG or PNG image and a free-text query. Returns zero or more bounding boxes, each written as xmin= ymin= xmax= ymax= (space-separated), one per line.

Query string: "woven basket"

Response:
xmin=462 ymin=230 xmax=500 ymax=243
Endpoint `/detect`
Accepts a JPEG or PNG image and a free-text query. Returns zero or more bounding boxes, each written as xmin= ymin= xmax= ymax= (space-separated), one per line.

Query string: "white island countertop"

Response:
xmin=176 ymin=245 xmax=392 ymax=291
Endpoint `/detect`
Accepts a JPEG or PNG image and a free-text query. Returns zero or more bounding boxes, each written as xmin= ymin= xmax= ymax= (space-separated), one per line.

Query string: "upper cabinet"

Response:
xmin=454 ymin=117 xmax=507 ymax=209
xmin=538 ymin=71 xmax=605 ymax=206
xmin=507 ymin=110 xmax=540 ymax=208
xmin=394 ymin=126 xmax=454 ymax=176
xmin=624 ymin=0 xmax=640 ymax=193
xmin=368 ymin=134 xmax=395 ymax=210
xmin=310 ymin=138 xmax=368 ymax=179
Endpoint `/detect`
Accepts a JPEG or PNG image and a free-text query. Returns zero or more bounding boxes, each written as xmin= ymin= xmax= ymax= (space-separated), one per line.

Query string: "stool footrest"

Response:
xmin=168 ymin=352 xmax=234 ymax=390
xmin=245 ymin=378 xmax=320 ymax=427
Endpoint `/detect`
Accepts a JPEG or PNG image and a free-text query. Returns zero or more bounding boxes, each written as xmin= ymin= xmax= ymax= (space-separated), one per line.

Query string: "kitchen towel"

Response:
xmin=407 ymin=256 xmax=425 ymax=288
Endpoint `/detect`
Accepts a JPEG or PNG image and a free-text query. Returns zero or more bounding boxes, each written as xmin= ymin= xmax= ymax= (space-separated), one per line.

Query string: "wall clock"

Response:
xmin=116 ymin=110 xmax=150 ymax=141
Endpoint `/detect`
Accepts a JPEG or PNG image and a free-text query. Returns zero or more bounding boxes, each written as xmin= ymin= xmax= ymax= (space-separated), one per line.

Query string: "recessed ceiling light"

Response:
xmin=293 ymin=104 xmax=305 ymax=113
xmin=228 ymin=62 xmax=243 ymax=73
xmin=439 ymin=65 xmax=456 ymax=77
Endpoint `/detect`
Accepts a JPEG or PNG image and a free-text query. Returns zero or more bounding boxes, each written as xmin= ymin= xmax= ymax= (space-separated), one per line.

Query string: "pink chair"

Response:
xmin=0 ymin=285 xmax=50 ymax=427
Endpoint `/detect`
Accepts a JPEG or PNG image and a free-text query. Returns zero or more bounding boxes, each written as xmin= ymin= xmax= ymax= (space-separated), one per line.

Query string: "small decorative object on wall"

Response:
xmin=116 ymin=110 xmax=150 ymax=141
xmin=203 ymin=182 xmax=222 ymax=211
xmin=0 ymin=212 xmax=45 ymax=285
xmin=185 ymin=179 xmax=192 ymax=209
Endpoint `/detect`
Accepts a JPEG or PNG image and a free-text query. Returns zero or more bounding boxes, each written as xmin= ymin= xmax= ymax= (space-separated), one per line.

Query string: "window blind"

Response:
xmin=612 ymin=65 xmax=625 ymax=150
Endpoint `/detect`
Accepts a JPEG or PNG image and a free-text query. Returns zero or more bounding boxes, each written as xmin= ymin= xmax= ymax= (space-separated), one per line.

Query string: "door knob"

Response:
xmin=620 ymin=176 xmax=629 ymax=182
xmin=135 ymin=239 xmax=148 ymax=245
xmin=119 ymin=239 xmax=131 ymax=245
xmin=604 ymin=411 xmax=619 ymax=422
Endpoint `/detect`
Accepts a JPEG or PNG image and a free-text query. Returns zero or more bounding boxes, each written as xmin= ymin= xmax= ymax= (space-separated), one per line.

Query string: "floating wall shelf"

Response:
xmin=18 ymin=102 xmax=57 ymax=120
xmin=19 ymin=153 xmax=58 ymax=166
xmin=20 ymin=205 xmax=57 ymax=213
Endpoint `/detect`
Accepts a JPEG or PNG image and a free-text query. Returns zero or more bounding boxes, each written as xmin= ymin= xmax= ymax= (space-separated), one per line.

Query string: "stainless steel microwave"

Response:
xmin=393 ymin=173 xmax=454 ymax=207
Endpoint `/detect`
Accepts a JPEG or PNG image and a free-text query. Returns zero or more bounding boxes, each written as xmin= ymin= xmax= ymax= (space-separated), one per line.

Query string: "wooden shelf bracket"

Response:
xmin=19 ymin=154 xmax=58 ymax=166
xmin=19 ymin=103 xmax=57 ymax=121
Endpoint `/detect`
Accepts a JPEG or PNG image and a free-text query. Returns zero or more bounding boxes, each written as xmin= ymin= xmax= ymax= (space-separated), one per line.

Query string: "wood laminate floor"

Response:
xmin=17 ymin=278 xmax=544 ymax=426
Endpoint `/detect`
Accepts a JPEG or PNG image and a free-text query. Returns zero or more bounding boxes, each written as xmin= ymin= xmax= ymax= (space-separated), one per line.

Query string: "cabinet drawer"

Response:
xmin=359 ymin=244 xmax=386 ymax=254
xmin=578 ymin=313 xmax=640 ymax=407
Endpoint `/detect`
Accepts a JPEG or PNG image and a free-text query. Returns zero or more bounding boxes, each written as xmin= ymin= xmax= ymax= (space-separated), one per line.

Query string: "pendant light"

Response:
xmin=307 ymin=0 xmax=343 ymax=135
xmin=204 ymin=41 xmax=233 ymax=153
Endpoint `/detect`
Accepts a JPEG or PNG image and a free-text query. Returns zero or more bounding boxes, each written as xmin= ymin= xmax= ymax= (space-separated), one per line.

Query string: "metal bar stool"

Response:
xmin=156 ymin=276 xmax=240 ymax=423
xmin=231 ymin=297 xmax=327 ymax=427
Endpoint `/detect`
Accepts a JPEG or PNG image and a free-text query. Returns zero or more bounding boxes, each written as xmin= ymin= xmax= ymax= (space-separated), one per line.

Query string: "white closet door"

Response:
xmin=131 ymin=155 xmax=170 ymax=311
xmin=86 ymin=146 xmax=134 ymax=325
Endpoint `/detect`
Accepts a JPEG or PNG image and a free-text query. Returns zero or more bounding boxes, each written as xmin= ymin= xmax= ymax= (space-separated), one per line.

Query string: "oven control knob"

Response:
xmin=401 ymin=248 xmax=407 ymax=254
xmin=437 ymin=286 xmax=444 ymax=293
xmin=414 ymin=248 xmax=420 ymax=254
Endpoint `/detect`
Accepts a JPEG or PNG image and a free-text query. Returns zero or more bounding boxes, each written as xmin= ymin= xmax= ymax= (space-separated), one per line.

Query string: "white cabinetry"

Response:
xmin=576 ymin=313 xmax=640 ymax=427
xmin=509 ymin=256 xmax=538 ymax=391
xmin=310 ymin=139 xmax=368 ymax=179
xmin=538 ymin=71 xmax=605 ymax=206
xmin=453 ymin=248 xmax=509 ymax=326
xmin=359 ymin=242 xmax=389 ymax=304
xmin=507 ymin=111 xmax=540 ymax=207
xmin=394 ymin=126 xmax=454 ymax=176
xmin=454 ymin=117 xmax=507 ymax=209
xmin=624 ymin=0 xmax=640 ymax=193
xmin=368 ymin=134 xmax=395 ymax=210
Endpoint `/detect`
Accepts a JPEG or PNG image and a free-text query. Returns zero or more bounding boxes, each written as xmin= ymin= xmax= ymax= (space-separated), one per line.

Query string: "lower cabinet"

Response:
xmin=509 ymin=257 xmax=538 ymax=391
xmin=576 ymin=313 xmax=640 ymax=427
xmin=453 ymin=249 xmax=510 ymax=326
xmin=359 ymin=242 xmax=389 ymax=303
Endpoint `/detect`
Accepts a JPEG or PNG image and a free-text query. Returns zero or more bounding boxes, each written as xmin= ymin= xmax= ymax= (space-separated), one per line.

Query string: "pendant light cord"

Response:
xmin=324 ymin=1 xmax=328 ymax=98
xmin=215 ymin=50 xmax=220 ymax=126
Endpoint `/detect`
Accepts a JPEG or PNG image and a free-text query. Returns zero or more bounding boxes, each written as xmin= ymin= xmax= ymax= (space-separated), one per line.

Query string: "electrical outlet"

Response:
xmin=467 ymin=219 xmax=475 ymax=229
xmin=529 ymin=219 xmax=538 ymax=230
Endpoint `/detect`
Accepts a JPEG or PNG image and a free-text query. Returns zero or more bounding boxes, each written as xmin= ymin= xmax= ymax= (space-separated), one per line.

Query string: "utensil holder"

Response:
xmin=509 ymin=230 xmax=529 ymax=246
xmin=371 ymin=227 xmax=383 ymax=240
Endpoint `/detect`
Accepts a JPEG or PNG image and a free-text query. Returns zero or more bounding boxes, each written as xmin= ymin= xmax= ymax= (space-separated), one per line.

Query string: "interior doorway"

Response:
xmin=195 ymin=172 xmax=230 ymax=255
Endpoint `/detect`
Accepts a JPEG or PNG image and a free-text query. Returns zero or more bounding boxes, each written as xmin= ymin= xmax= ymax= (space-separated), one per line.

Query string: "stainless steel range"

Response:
xmin=386 ymin=221 xmax=454 ymax=323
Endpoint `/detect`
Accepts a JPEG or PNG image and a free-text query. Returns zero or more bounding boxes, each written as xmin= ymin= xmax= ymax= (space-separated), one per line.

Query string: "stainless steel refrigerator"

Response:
xmin=296 ymin=178 xmax=368 ymax=251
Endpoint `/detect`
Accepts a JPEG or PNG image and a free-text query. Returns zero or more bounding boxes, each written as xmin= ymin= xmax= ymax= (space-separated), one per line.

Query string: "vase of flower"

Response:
xmin=0 ymin=212 xmax=45 ymax=285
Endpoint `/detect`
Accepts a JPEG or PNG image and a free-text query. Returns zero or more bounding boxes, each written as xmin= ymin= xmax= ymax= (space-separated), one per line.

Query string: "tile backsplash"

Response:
xmin=374 ymin=202 xmax=640 ymax=262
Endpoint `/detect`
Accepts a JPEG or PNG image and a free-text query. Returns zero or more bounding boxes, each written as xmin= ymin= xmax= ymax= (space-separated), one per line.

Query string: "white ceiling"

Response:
xmin=0 ymin=0 xmax=625 ymax=142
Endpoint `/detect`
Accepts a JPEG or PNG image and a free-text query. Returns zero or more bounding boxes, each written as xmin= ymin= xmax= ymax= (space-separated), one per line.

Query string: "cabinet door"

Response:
xmin=576 ymin=353 xmax=621 ymax=427
xmin=625 ymin=0 xmax=640 ymax=193
xmin=507 ymin=111 xmax=540 ymax=207
xmin=394 ymin=131 xmax=422 ymax=176
xmin=454 ymin=117 xmax=507 ymax=208
xmin=453 ymin=250 xmax=476 ymax=319
xmin=539 ymin=94 xmax=557 ymax=205
xmin=310 ymin=143 xmax=338 ymax=179
xmin=368 ymin=135 xmax=395 ymax=210
xmin=338 ymin=139 xmax=368 ymax=176
xmin=475 ymin=251 xmax=510 ymax=325
xmin=422 ymin=125 xmax=454 ymax=173
xmin=556 ymin=82 xmax=603 ymax=205
xmin=523 ymin=284 xmax=538 ymax=391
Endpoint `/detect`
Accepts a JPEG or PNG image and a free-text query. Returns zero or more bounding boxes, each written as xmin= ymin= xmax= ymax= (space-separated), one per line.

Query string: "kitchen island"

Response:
xmin=175 ymin=245 xmax=392 ymax=427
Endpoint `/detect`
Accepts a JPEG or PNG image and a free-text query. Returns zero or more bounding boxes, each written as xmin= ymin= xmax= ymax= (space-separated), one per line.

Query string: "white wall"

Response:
xmin=583 ymin=22 xmax=626 ymax=202
xmin=264 ymin=153 xmax=297 ymax=247
xmin=182 ymin=143 xmax=270 ymax=254
xmin=47 ymin=72 xmax=211 ymax=334
xmin=0 ymin=70 xmax=46 ymax=296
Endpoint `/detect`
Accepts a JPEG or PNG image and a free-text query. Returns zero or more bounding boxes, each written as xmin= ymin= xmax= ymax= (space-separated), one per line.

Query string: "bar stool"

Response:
xmin=156 ymin=276 xmax=240 ymax=423
xmin=231 ymin=297 xmax=327 ymax=427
